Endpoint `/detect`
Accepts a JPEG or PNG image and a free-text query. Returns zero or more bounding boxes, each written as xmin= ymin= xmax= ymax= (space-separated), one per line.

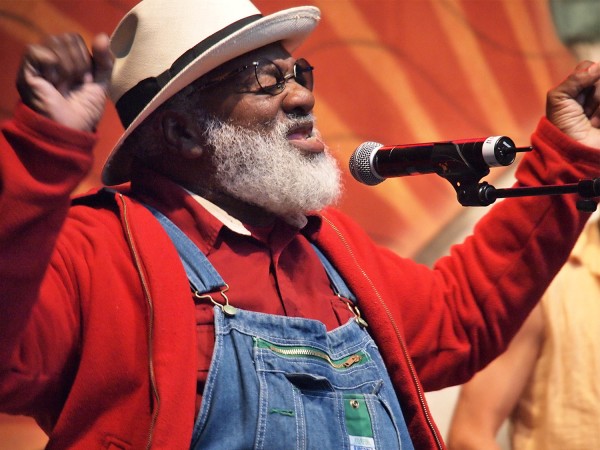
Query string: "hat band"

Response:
xmin=115 ymin=14 xmax=263 ymax=129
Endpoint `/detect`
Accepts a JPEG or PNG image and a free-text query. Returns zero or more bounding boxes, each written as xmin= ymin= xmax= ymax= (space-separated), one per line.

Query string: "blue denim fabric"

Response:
xmin=191 ymin=309 xmax=414 ymax=450
xmin=145 ymin=205 xmax=414 ymax=449
xmin=145 ymin=204 xmax=225 ymax=292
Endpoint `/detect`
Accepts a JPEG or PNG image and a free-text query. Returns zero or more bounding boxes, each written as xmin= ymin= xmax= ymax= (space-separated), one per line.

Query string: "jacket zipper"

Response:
xmin=119 ymin=194 xmax=160 ymax=450
xmin=255 ymin=338 xmax=365 ymax=369
xmin=321 ymin=216 xmax=443 ymax=450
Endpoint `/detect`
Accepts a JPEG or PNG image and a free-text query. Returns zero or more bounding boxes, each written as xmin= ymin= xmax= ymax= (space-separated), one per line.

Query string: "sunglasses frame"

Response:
xmin=197 ymin=58 xmax=314 ymax=95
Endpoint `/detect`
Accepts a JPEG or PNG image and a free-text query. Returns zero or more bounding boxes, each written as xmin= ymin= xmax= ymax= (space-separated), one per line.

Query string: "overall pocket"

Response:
xmin=254 ymin=338 xmax=402 ymax=450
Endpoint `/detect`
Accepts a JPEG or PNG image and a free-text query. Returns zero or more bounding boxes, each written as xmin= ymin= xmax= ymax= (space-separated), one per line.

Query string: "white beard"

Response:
xmin=202 ymin=115 xmax=342 ymax=222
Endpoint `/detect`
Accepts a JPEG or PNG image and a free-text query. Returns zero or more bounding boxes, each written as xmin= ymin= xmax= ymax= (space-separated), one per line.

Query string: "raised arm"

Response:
xmin=0 ymin=33 xmax=114 ymax=363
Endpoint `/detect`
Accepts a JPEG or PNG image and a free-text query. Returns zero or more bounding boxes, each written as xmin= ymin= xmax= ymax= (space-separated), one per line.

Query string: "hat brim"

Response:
xmin=102 ymin=6 xmax=320 ymax=185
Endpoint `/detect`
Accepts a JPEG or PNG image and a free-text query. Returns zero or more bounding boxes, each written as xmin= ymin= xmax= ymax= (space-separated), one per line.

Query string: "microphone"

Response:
xmin=349 ymin=136 xmax=531 ymax=186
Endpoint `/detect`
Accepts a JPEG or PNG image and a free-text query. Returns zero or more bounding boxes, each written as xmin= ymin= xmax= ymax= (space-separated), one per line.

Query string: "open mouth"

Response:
xmin=286 ymin=122 xmax=314 ymax=141
xmin=284 ymin=120 xmax=325 ymax=153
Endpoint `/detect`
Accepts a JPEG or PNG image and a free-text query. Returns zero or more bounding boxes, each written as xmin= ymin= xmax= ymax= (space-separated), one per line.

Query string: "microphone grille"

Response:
xmin=349 ymin=141 xmax=384 ymax=186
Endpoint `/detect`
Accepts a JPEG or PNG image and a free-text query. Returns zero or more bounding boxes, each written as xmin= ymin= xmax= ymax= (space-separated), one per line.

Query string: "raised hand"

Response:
xmin=546 ymin=61 xmax=600 ymax=149
xmin=16 ymin=33 xmax=114 ymax=132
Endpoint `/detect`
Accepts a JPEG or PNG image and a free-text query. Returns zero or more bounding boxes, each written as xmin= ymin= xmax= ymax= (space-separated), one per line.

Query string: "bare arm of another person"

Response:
xmin=446 ymin=304 xmax=544 ymax=450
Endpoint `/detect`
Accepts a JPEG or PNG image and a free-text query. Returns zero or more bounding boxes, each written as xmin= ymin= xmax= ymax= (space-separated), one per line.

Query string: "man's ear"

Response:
xmin=159 ymin=110 xmax=204 ymax=158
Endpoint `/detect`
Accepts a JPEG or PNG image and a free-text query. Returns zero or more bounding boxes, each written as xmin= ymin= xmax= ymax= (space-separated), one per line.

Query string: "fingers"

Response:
xmin=546 ymin=61 xmax=600 ymax=118
xmin=17 ymin=32 xmax=113 ymax=96
xmin=91 ymin=33 xmax=114 ymax=86
xmin=578 ymin=63 xmax=600 ymax=125
xmin=15 ymin=32 xmax=113 ymax=130
xmin=546 ymin=61 xmax=600 ymax=148
xmin=40 ymin=33 xmax=91 ymax=94
xmin=549 ymin=61 xmax=600 ymax=102
xmin=16 ymin=47 xmax=53 ymax=108
xmin=16 ymin=33 xmax=91 ymax=101
xmin=16 ymin=32 xmax=114 ymax=118
xmin=576 ymin=63 xmax=600 ymax=128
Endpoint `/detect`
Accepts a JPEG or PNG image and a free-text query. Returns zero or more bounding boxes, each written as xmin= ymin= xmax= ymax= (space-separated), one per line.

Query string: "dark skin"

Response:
xmin=134 ymin=42 xmax=321 ymax=226
xmin=17 ymin=33 xmax=113 ymax=132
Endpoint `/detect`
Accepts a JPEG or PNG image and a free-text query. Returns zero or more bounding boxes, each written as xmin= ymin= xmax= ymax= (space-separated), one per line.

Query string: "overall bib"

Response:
xmin=148 ymin=207 xmax=415 ymax=450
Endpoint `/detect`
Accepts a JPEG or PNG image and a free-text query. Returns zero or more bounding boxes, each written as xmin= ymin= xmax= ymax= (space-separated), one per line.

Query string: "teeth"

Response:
xmin=287 ymin=123 xmax=313 ymax=140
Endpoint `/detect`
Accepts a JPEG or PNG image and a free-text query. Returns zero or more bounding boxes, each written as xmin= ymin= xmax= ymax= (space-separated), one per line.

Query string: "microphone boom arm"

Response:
xmin=442 ymin=169 xmax=600 ymax=212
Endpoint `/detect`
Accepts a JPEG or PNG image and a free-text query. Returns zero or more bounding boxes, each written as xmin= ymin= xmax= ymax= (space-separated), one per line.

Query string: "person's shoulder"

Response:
xmin=67 ymin=187 xmax=127 ymax=234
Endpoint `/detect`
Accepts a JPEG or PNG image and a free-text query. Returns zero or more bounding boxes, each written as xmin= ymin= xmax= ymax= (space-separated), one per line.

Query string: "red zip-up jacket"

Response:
xmin=0 ymin=104 xmax=597 ymax=449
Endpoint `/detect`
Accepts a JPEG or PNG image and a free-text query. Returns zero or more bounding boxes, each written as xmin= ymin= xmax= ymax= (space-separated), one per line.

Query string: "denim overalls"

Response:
xmin=149 ymin=207 xmax=414 ymax=449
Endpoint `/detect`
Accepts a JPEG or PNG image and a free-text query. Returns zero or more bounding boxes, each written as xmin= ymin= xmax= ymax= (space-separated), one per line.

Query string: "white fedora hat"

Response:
xmin=102 ymin=0 xmax=320 ymax=185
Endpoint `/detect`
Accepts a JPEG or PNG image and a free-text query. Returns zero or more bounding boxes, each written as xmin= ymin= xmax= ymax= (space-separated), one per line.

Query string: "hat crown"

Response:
xmin=109 ymin=0 xmax=261 ymax=103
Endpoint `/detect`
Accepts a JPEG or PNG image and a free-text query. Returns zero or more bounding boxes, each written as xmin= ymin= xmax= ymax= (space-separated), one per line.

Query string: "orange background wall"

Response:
xmin=0 ymin=0 xmax=576 ymax=447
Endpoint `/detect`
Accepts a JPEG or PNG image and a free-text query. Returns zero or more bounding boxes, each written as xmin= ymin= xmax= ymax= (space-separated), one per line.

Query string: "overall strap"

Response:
xmin=145 ymin=204 xmax=225 ymax=295
xmin=310 ymin=243 xmax=357 ymax=304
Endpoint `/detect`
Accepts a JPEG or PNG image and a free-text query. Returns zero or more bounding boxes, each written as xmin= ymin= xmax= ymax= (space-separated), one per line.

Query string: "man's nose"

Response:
xmin=280 ymin=79 xmax=315 ymax=116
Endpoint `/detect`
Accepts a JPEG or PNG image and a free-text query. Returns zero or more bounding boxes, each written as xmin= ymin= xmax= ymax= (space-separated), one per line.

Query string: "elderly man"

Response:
xmin=0 ymin=0 xmax=598 ymax=448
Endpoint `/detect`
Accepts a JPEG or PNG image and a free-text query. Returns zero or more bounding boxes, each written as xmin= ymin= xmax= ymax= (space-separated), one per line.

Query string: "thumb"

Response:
xmin=91 ymin=33 xmax=114 ymax=86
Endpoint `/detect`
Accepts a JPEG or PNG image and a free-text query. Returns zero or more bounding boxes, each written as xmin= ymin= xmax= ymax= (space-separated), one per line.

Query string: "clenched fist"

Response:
xmin=16 ymin=33 xmax=114 ymax=132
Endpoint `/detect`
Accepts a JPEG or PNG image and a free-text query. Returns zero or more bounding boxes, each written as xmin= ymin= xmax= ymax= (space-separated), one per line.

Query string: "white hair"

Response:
xmin=202 ymin=115 xmax=342 ymax=221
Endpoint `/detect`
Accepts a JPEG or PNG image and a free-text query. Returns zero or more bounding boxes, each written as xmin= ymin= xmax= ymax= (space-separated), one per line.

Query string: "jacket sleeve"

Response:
xmin=0 ymin=103 xmax=95 ymax=414
xmin=412 ymin=118 xmax=599 ymax=389
xmin=322 ymin=117 xmax=599 ymax=391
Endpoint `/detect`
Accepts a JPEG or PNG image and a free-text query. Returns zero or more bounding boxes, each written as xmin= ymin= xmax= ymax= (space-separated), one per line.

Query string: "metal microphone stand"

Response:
xmin=442 ymin=166 xmax=600 ymax=212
